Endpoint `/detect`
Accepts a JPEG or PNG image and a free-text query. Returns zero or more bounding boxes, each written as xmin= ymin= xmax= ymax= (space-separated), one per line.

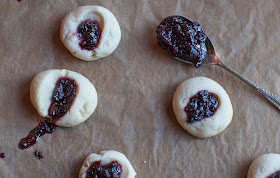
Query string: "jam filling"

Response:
xmin=34 ymin=150 xmax=43 ymax=159
xmin=48 ymin=77 xmax=77 ymax=123
xmin=18 ymin=77 xmax=77 ymax=150
xmin=268 ymin=171 xmax=280 ymax=178
xmin=156 ymin=16 xmax=207 ymax=68
xmin=77 ymin=20 xmax=102 ymax=50
xmin=0 ymin=153 xmax=5 ymax=158
xmin=185 ymin=90 xmax=219 ymax=124
xmin=86 ymin=161 xmax=122 ymax=178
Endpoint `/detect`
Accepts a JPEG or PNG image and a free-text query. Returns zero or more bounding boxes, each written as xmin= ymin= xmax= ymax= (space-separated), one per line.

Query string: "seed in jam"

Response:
xmin=18 ymin=120 xmax=56 ymax=150
xmin=18 ymin=77 xmax=77 ymax=150
xmin=48 ymin=77 xmax=77 ymax=123
xmin=185 ymin=90 xmax=219 ymax=124
xmin=156 ymin=16 xmax=207 ymax=68
xmin=34 ymin=150 xmax=43 ymax=159
xmin=86 ymin=161 xmax=122 ymax=178
xmin=0 ymin=153 xmax=5 ymax=158
xmin=268 ymin=171 xmax=280 ymax=178
xmin=77 ymin=20 xmax=102 ymax=50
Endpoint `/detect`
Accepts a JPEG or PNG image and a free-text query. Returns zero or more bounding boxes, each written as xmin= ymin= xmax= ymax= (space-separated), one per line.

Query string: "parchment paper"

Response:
xmin=0 ymin=0 xmax=279 ymax=177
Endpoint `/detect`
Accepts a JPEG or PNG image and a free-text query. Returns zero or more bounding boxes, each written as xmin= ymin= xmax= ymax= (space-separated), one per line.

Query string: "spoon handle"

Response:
xmin=217 ymin=62 xmax=280 ymax=111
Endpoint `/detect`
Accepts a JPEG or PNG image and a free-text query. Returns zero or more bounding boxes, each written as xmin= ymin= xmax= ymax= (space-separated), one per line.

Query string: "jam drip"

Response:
xmin=185 ymin=90 xmax=219 ymax=124
xmin=48 ymin=77 xmax=77 ymax=123
xmin=268 ymin=171 xmax=280 ymax=178
xmin=156 ymin=16 xmax=207 ymax=68
xmin=34 ymin=150 xmax=43 ymax=159
xmin=0 ymin=153 xmax=5 ymax=158
xmin=77 ymin=20 xmax=101 ymax=50
xmin=86 ymin=161 xmax=122 ymax=178
xmin=18 ymin=120 xmax=56 ymax=150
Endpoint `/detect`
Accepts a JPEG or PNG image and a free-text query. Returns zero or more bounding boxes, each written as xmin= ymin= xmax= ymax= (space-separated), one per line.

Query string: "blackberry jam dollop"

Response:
xmin=86 ymin=161 xmax=122 ymax=178
xmin=268 ymin=171 xmax=280 ymax=178
xmin=185 ymin=90 xmax=219 ymax=124
xmin=18 ymin=77 xmax=77 ymax=150
xmin=77 ymin=20 xmax=102 ymax=50
xmin=48 ymin=77 xmax=77 ymax=123
xmin=156 ymin=16 xmax=207 ymax=68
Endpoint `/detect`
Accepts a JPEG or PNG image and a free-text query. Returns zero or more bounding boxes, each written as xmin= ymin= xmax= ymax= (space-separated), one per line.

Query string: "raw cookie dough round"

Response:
xmin=60 ymin=5 xmax=121 ymax=61
xmin=79 ymin=150 xmax=137 ymax=178
xmin=173 ymin=77 xmax=233 ymax=138
xmin=247 ymin=153 xmax=280 ymax=178
xmin=30 ymin=69 xmax=97 ymax=127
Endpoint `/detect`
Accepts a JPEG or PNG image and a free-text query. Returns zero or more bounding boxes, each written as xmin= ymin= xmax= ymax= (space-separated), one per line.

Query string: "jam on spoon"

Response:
xmin=157 ymin=15 xmax=280 ymax=110
xmin=156 ymin=15 xmax=207 ymax=68
xmin=18 ymin=77 xmax=77 ymax=150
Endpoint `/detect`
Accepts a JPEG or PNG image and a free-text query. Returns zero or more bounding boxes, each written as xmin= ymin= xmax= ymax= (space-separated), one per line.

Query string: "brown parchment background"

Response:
xmin=0 ymin=0 xmax=279 ymax=177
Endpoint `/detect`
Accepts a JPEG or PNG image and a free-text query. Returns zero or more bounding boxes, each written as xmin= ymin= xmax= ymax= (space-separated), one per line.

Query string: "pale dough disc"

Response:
xmin=60 ymin=5 xmax=121 ymax=61
xmin=30 ymin=69 xmax=98 ymax=127
xmin=79 ymin=150 xmax=137 ymax=178
xmin=172 ymin=77 xmax=233 ymax=138
xmin=247 ymin=153 xmax=280 ymax=178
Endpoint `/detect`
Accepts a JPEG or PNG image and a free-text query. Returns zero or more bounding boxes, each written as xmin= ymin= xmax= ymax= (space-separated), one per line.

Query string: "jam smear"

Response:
xmin=77 ymin=20 xmax=101 ymax=50
xmin=48 ymin=77 xmax=77 ymax=123
xmin=156 ymin=16 xmax=207 ymax=68
xmin=185 ymin=90 xmax=219 ymax=124
xmin=0 ymin=153 xmax=5 ymax=158
xmin=34 ymin=150 xmax=43 ymax=159
xmin=18 ymin=77 xmax=77 ymax=150
xmin=268 ymin=171 xmax=280 ymax=178
xmin=18 ymin=120 xmax=56 ymax=150
xmin=86 ymin=161 xmax=122 ymax=178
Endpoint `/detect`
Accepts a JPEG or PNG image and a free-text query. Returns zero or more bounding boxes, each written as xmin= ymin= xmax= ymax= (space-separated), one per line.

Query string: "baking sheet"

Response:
xmin=0 ymin=0 xmax=279 ymax=177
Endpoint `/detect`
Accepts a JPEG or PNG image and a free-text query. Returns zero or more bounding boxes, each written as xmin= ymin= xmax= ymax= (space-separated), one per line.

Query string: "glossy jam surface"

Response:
xmin=34 ymin=150 xmax=43 ymax=159
xmin=77 ymin=20 xmax=101 ymax=50
xmin=268 ymin=171 xmax=280 ymax=178
xmin=86 ymin=161 xmax=122 ymax=178
xmin=185 ymin=90 xmax=219 ymax=124
xmin=48 ymin=77 xmax=77 ymax=123
xmin=156 ymin=16 xmax=207 ymax=68
xmin=0 ymin=153 xmax=5 ymax=158
xmin=18 ymin=120 xmax=56 ymax=150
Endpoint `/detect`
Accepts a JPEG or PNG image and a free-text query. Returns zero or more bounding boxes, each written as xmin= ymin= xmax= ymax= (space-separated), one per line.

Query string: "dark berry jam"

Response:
xmin=34 ymin=150 xmax=43 ymax=159
xmin=156 ymin=16 xmax=207 ymax=68
xmin=0 ymin=153 xmax=5 ymax=158
xmin=77 ymin=20 xmax=101 ymax=50
xmin=48 ymin=77 xmax=77 ymax=123
xmin=86 ymin=161 xmax=122 ymax=178
xmin=185 ymin=90 xmax=219 ymax=124
xmin=18 ymin=77 xmax=77 ymax=150
xmin=268 ymin=171 xmax=280 ymax=178
xmin=18 ymin=120 xmax=56 ymax=150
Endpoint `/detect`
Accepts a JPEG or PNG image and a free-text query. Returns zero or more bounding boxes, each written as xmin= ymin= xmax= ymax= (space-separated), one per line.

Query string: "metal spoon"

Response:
xmin=174 ymin=16 xmax=280 ymax=111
